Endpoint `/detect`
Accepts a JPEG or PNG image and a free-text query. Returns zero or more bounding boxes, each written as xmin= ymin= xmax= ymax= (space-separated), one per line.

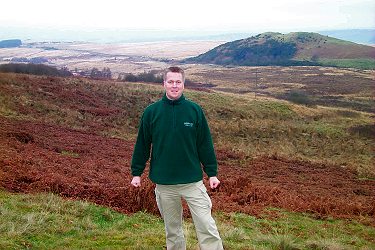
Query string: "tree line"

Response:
xmin=88 ymin=67 xmax=112 ymax=79
xmin=0 ymin=63 xmax=72 ymax=77
xmin=0 ymin=63 xmax=114 ymax=80
xmin=118 ymin=71 xmax=163 ymax=83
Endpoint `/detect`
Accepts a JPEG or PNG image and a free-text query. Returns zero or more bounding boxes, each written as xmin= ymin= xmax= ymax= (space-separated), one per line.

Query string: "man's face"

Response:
xmin=164 ymin=72 xmax=184 ymax=100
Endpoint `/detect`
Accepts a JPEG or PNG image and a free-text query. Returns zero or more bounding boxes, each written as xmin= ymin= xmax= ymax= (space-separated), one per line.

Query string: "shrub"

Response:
xmin=122 ymin=71 xmax=163 ymax=83
xmin=286 ymin=91 xmax=313 ymax=106
xmin=89 ymin=67 xmax=112 ymax=79
xmin=349 ymin=124 xmax=374 ymax=139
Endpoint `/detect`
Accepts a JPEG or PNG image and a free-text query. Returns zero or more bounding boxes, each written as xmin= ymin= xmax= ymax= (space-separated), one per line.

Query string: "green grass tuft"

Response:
xmin=61 ymin=150 xmax=80 ymax=158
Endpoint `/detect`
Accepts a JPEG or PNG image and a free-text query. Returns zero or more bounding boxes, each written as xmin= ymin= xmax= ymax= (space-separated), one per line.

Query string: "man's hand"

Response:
xmin=209 ymin=176 xmax=220 ymax=189
xmin=131 ymin=176 xmax=141 ymax=187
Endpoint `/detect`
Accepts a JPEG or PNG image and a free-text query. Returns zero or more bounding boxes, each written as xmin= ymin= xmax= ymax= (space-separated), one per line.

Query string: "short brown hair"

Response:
xmin=163 ymin=66 xmax=185 ymax=82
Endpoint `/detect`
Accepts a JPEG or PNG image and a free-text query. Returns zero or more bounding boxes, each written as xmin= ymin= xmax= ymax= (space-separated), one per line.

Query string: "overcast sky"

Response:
xmin=1 ymin=0 xmax=374 ymax=32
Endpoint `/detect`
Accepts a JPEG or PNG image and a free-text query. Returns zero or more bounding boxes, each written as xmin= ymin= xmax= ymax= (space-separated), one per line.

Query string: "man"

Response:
xmin=131 ymin=66 xmax=223 ymax=250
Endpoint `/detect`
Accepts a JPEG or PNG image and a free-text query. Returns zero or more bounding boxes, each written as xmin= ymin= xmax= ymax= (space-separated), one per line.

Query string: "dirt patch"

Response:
xmin=0 ymin=116 xmax=374 ymax=225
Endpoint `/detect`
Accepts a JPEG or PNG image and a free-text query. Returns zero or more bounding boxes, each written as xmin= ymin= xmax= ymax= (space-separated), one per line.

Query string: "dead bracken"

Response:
xmin=0 ymin=116 xmax=374 ymax=225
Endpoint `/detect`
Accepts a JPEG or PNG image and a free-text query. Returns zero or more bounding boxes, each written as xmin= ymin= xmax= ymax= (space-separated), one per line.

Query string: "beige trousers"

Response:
xmin=155 ymin=180 xmax=223 ymax=250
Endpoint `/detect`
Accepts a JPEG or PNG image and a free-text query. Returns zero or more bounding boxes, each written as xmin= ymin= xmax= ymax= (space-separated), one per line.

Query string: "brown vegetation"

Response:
xmin=0 ymin=117 xmax=374 ymax=225
xmin=187 ymin=66 xmax=374 ymax=112
xmin=0 ymin=72 xmax=374 ymax=225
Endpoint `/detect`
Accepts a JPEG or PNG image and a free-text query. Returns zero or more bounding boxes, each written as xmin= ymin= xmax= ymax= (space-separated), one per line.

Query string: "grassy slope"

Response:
xmin=1 ymin=191 xmax=374 ymax=250
xmin=0 ymin=73 xmax=374 ymax=249
xmin=186 ymin=90 xmax=374 ymax=177
xmin=0 ymin=73 xmax=373 ymax=176
xmin=286 ymin=33 xmax=375 ymax=69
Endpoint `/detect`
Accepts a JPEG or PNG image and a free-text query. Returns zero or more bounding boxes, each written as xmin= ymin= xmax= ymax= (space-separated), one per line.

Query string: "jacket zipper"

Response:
xmin=172 ymin=103 xmax=176 ymax=130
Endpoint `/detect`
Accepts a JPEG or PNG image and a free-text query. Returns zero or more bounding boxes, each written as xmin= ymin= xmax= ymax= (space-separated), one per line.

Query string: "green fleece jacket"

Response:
xmin=131 ymin=94 xmax=218 ymax=184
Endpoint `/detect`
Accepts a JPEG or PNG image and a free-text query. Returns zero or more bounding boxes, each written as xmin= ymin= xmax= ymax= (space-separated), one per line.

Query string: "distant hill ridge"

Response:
xmin=0 ymin=39 xmax=22 ymax=48
xmin=185 ymin=32 xmax=375 ymax=69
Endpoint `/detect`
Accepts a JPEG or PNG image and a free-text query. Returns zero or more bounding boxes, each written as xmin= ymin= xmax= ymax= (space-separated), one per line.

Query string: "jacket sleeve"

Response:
xmin=197 ymin=110 xmax=218 ymax=177
xmin=131 ymin=112 xmax=152 ymax=176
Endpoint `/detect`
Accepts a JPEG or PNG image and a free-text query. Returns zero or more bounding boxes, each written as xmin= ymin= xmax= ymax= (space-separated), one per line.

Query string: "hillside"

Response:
xmin=0 ymin=71 xmax=374 ymax=212
xmin=185 ymin=32 xmax=375 ymax=69
xmin=0 ymin=72 xmax=374 ymax=248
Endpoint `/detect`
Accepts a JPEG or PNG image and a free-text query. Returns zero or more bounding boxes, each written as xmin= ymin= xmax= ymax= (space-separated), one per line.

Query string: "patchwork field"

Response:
xmin=0 ymin=41 xmax=224 ymax=75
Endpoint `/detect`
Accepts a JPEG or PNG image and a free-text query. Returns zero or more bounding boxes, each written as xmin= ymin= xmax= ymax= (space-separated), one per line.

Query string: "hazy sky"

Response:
xmin=1 ymin=0 xmax=374 ymax=32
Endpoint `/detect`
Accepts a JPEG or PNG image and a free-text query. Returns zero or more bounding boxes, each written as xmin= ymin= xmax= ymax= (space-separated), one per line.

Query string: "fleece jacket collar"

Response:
xmin=162 ymin=93 xmax=186 ymax=105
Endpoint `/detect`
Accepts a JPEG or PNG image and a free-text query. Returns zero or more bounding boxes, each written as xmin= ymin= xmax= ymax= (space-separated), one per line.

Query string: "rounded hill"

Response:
xmin=185 ymin=32 xmax=375 ymax=69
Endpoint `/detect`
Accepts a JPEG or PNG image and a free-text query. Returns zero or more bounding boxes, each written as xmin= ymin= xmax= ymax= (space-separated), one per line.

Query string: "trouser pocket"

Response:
xmin=195 ymin=181 xmax=212 ymax=209
xmin=154 ymin=187 xmax=163 ymax=217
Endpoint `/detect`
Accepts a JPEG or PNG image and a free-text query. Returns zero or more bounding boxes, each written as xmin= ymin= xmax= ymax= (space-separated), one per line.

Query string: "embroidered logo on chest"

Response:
xmin=183 ymin=122 xmax=194 ymax=127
